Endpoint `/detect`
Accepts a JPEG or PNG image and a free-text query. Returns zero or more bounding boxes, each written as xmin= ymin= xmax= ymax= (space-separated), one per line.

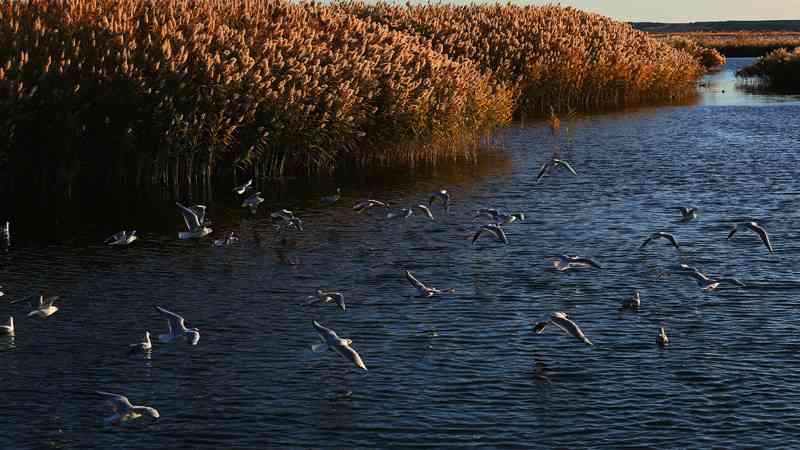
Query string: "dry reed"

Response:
xmin=736 ymin=47 xmax=800 ymax=91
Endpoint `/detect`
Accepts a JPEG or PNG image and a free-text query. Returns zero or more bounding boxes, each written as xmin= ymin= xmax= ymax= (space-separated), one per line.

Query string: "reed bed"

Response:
xmin=0 ymin=0 xmax=511 ymax=200
xmin=654 ymin=32 xmax=800 ymax=57
xmin=0 ymin=0 xmax=703 ymax=202
xmin=334 ymin=2 xmax=703 ymax=115
xmin=736 ymin=47 xmax=800 ymax=91
xmin=665 ymin=37 xmax=726 ymax=69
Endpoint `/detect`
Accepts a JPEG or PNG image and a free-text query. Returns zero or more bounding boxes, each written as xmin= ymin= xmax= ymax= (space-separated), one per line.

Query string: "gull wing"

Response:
xmin=571 ymin=257 xmax=602 ymax=269
xmin=415 ymin=205 xmax=434 ymax=220
xmin=660 ymin=233 xmax=680 ymax=250
xmin=96 ymin=391 xmax=133 ymax=411
xmin=536 ymin=161 xmax=551 ymax=182
xmin=335 ymin=341 xmax=367 ymax=370
xmin=687 ymin=270 xmax=711 ymax=284
xmin=550 ymin=315 xmax=593 ymax=346
xmin=325 ymin=292 xmax=346 ymax=311
xmin=105 ymin=231 xmax=126 ymax=243
xmin=405 ymin=270 xmax=428 ymax=291
xmin=749 ymin=223 xmax=773 ymax=253
xmin=191 ymin=205 xmax=207 ymax=225
xmin=155 ymin=306 xmax=185 ymax=331
xmin=44 ymin=296 xmax=59 ymax=308
xmin=727 ymin=227 xmax=738 ymax=239
xmin=489 ymin=225 xmax=509 ymax=244
xmin=717 ymin=277 xmax=746 ymax=287
xmin=175 ymin=202 xmax=201 ymax=230
xmin=472 ymin=226 xmax=497 ymax=244
xmin=553 ymin=159 xmax=577 ymax=176
xmin=313 ymin=320 xmax=340 ymax=343
xmin=640 ymin=236 xmax=654 ymax=248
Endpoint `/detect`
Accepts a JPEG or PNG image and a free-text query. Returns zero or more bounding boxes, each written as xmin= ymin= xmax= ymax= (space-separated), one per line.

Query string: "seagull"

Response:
xmin=305 ymin=290 xmax=346 ymax=311
xmin=415 ymin=204 xmax=435 ymax=220
xmin=536 ymin=158 xmax=577 ymax=182
xmin=213 ymin=232 xmax=240 ymax=247
xmin=154 ymin=306 xmax=200 ymax=346
xmin=405 ymin=270 xmax=455 ymax=298
xmin=728 ymin=222 xmax=773 ymax=253
xmin=641 ymin=232 xmax=680 ymax=251
xmin=1 ymin=221 xmax=8 ymax=240
xmin=621 ymin=291 xmax=640 ymax=310
xmin=534 ymin=312 xmax=593 ymax=346
xmin=0 ymin=317 xmax=13 ymax=335
xmin=234 ymin=178 xmax=253 ymax=195
xmin=320 ymin=188 xmax=341 ymax=204
xmin=176 ymin=202 xmax=212 ymax=239
xmin=552 ymin=254 xmax=602 ymax=271
xmin=105 ymin=230 xmax=137 ymax=246
xmin=311 ymin=321 xmax=367 ymax=371
xmin=678 ymin=207 xmax=698 ymax=222
xmin=353 ymin=199 xmax=389 ymax=213
xmin=271 ymin=209 xmax=303 ymax=231
xmin=27 ymin=295 xmax=59 ymax=318
xmin=474 ymin=208 xmax=525 ymax=225
xmin=0 ymin=285 xmax=4 ymax=297
xmin=657 ymin=327 xmax=669 ymax=347
xmin=472 ymin=224 xmax=508 ymax=245
xmin=127 ymin=331 xmax=152 ymax=355
xmin=681 ymin=267 xmax=746 ymax=291
xmin=386 ymin=208 xmax=413 ymax=220
xmin=96 ymin=391 xmax=160 ymax=425
xmin=242 ymin=191 xmax=264 ymax=214
xmin=429 ymin=190 xmax=451 ymax=211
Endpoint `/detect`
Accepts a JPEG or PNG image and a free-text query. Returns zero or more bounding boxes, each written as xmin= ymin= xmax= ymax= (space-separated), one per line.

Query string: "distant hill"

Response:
xmin=633 ymin=20 xmax=800 ymax=33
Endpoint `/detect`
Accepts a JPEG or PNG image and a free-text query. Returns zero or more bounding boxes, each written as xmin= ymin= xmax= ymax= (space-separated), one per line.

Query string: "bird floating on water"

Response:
xmin=534 ymin=311 xmax=593 ymax=346
xmin=176 ymin=202 xmax=212 ymax=239
xmin=472 ymin=224 xmax=508 ymax=245
xmin=429 ymin=190 xmax=451 ymax=211
xmin=728 ymin=221 xmax=773 ymax=253
xmin=105 ymin=230 xmax=137 ymax=246
xmin=127 ymin=331 xmax=152 ymax=355
xmin=536 ymin=158 xmax=577 ymax=182
xmin=621 ymin=291 xmax=641 ymax=310
xmin=28 ymin=295 xmax=59 ymax=319
xmin=678 ymin=207 xmax=698 ymax=222
xmin=353 ymin=199 xmax=389 ymax=213
xmin=0 ymin=316 xmax=13 ymax=335
xmin=234 ymin=178 xmax=253 ymax=195
xmin=320 ymin=188 xmax=341 ymax=204
xmin=641 ymin=232 xmax=680 ymax=251
xmin=96 ymin=391 xmax=160 ymax=425
xmin=242 ymin=191 xmax=265 ymax=214
xmin=271 ymin=209 xmax=303 ymax=231
xmin=657 ymin=327 xmax=669 ymax=347
xmin=155 ymin=306 xmax=200 ymax=346
xmin=312 ymin=321 xmax=367 ymax=371
xmin=552 ymin=254 xmax=602 ymax=271
xmin=405 ymin=270 xmax=455 ymax=298
xmin=306 ymin=290 xmax=346 ymax=311
xmin=213 ymin=232 xmax=240 ymax=247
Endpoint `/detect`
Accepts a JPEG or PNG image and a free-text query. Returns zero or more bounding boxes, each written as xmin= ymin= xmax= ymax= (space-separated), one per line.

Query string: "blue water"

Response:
xmin=3 ymin=58 xmax=800 ymax=449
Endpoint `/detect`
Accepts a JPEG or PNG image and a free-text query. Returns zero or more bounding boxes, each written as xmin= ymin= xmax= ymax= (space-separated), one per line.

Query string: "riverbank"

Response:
xmin=0 ymin=0 xmax=703 ymax=204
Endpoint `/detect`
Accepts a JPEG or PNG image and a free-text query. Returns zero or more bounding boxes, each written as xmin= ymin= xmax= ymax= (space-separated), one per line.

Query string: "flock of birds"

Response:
xmin=0 ymin=148 xmax=778 ymax=426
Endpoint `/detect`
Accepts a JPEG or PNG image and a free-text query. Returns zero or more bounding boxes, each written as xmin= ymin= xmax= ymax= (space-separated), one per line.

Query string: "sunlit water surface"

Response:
xmin=3 ymin=59 xmax=800 ymax=449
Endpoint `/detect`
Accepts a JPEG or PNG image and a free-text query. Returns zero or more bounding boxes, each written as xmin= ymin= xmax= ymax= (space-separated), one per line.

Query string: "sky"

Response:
xmin=518 ymin=1 xmax=800 ymax=22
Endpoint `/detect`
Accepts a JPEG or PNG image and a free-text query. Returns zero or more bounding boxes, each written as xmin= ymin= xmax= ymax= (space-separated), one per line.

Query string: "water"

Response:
xmin=3 ymin=58 xmax=800 ymax=449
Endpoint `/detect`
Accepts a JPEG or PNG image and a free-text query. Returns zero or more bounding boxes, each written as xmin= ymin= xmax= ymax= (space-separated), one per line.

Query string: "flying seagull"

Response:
xmin=353 ymin=199 xmax=389 ymax=213
xmin=176 ymin=202 xmax=212 ymax=239
xmin=472 ymin=224 xmax=508 ymax=245
xmin=641 ymin=232 xmax=680 ymax=251
xmin=234 ymin=178 xmax=253 ymax=195
xmin=0 ymin=316 xmax=13 ymax=335
xmin=552 ymin=254 xmax=602 ymax=271
xmin=678 ymin=207 xmax=698 ymax=222
xmin=311 ymin=321 xmax=367 ymax=371
xmin=154 ymin=306 xmax=200 ymax=346
xmin=242 ymin=191 xmax=265 ymax=214
xmin=680 ymin=266 xmax=746 ymax=291
xmin=127 ymin=331 xmax=152 ymax=355
xmin=105 ymin=230 xmax=137 ymax=246
xmin=534 ymin=311 xmax=593 ymax=346
xmin=474 ymin=208 xmax=525 ymax=225
xmin=728 ymin=222 xmax=773 ymax=253
xmin=96 ymin=391 xmax=160 ymax=425
xmin=305 ymin=290 xmax=346 ymax=311
xmin=536 ymin=158 xmax=577 ymax=182
xmin=405 ymin=270 xmax=455 ymax=298
xmin=28 ymin=295 xmax=59 ymax=319
xmin=320 ymin=188 xmax=341 ymax=204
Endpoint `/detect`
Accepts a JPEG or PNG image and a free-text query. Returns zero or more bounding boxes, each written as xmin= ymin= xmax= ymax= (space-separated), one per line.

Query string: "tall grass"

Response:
xmin=654 ymin=32 xmax=800 ymax=57
xmin=0 ymin=0 xmax=703 ymax=203
xmin=736 ymin=47 xmax=800 ymax=91
xmin=665 ymin=37 xmax=726 ymax=69
xmin=334 ymin=2 xmax=703 ymax=115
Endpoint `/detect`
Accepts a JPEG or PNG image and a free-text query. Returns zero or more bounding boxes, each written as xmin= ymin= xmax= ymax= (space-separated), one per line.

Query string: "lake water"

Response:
xmin=3 ymin=58 xmax=800 ymax=449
